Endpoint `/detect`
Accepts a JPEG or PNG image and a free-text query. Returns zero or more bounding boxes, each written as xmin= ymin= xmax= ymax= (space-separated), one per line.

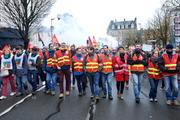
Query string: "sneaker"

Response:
xmin=149 ymin=98 xmax=153 ymax=102
xmin=136 ymin=98 xmax=140 ymax=104
xmin=90 ymin=95 xmax=94 ymax=99
xmin=173 ymin=100 xmax=180 ymax=106
xmin=51 ymin=91 xmax=56 ymax=96
xmin=95 ymin=96 xmax=100 ymax=101
xmin=154 ymin=98 xmax=158 ymax=102
xmin=66 ymin=91 xmax=70 ymax=96
xmin=83 ymin=91 xmax=86 ymax=95
xmin=42 ymin=81 xmax=46 ymax=86
xmin=166 ymin=100 xmax=172 ymax=105
xmin=117 ymin=92 xmax=121 ymax=98
xmin=125 ymin=85 xmax=129 ymax=90
xmin=102 ymin=94 xmax=106 ymax=99
xmin=78 ymin=92 xmax=82 ymax=97
xmin=59 ymin=93 xmax=64 ymax=99
xmin=10 ymin=92 xmax=16 ymax=96
xmin=0 ymin=96 xmax=7 ymax=100
xmin=45 ymin=90 xmax=51 ymax=94
xmin=16 ymin=92 xmax=23 ymax=97
xmin=120 ymin=96 xmax=124 ymax=100
xmin=108 ymin=96 xmax=113 ymax=100
xmin=72 ymin=85 xmax=76 ymax=89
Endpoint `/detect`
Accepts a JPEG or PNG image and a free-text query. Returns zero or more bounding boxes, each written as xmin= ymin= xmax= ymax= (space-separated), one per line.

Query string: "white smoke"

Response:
xmin=53 ymin=13 xmax=89 ymax=47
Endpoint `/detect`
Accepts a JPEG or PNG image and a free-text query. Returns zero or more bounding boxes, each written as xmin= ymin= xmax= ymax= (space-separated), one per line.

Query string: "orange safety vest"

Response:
xmin=100 ymin=54 xmax=113 ymax=73
xmin=114 ymin=54 xmax=129 ymax=75
xmin=148 ymin=59 xmax=161 ymax=80
xmin=86 ymin=54 xmax=99 ymax=73
xmin=162 ymin=53 xmax=178 ymax=76
xmin=46 ymin=52 xmax=56 ymax=68
xmin=58 ymin=50 xmax=71 ymax=66
xmin=131 ymin=54 xmax=145 ymax=72
xmin=72 ymin=55 xmax=84 ymax=72
xmin=54 ymin=50 xmax=63 ymax=67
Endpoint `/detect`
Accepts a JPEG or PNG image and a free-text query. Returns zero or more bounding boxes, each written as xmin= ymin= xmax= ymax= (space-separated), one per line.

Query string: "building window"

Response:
xmin=117 ymin=25 xmax=120 ymax=29
xmin=112 ymin=24 xmax=115 ymax=29
xmin=131 ymin=24 xmax=134 ymax=28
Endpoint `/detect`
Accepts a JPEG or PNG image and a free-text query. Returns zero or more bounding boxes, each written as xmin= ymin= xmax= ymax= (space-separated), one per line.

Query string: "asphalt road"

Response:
xmin=0 ymin=77 xmax=180 ymax=120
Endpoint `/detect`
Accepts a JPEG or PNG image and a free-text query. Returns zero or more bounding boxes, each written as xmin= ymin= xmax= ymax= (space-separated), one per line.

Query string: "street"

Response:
xmin=0 ymin=78 xmax=180 ymax=120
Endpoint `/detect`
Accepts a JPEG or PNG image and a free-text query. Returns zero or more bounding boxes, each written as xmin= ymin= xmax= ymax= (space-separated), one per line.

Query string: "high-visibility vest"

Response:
xmin=72 ymin=55 xmax=84 ymax=72
xmin=56 ymin=49 xmax=70 ymax=67
xmin=55 ymin=50 xmax=63 ymax=67
xmin=28 ymin=53 xmax=39 ymax=70
xmin=86 ymin=54 xmax=99 ymax=73
xmin=15 ymin=53 xmax=25 ymax=69
xmin=114 ymin=54 xmax=129 ymax=75
xmin=148 ymin=59 xmax=161 ymax=79
xmin=100 ymin=54 xmax=113 ymax=73
xmin=162 ymin=53 xmax=178 ymax=75
xmin=1 ymin=54 xmax=13 ymax=70
xmin=46 ymin=51 xmax=56 ymax=68
xmin=131 ymin=54 xmax=145 ymax=72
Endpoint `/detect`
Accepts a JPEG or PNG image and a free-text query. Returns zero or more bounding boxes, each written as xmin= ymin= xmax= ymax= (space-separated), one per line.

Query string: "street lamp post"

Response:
xmin=50 ymin=18 xmax=55 ymax=39
xmin=50 ymin=16 xmax=61 ymax=39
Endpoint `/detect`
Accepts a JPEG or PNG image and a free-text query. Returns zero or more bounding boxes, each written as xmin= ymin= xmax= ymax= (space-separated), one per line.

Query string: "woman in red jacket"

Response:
xmin=113 ymin=46 xmax=129 ymax=100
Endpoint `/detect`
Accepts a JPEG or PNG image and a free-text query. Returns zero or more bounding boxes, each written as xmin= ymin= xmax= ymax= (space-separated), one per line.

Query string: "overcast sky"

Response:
xmin=42 ymin=0 xmax=165 ymax=37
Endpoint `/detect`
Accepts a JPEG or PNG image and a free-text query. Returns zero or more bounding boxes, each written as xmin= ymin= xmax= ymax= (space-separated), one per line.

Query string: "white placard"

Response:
xmin=142 ymin=44 xmax=153 ymax=52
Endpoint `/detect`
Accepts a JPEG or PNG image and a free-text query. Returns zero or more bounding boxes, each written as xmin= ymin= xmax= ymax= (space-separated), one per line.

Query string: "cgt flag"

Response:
xmin=51 ymin=34 xmax=59 ymax=44
xmin=87 ymin=36 xmax=93 ymax=47
xmin=92 ymin=36 xmax=97 ymax=48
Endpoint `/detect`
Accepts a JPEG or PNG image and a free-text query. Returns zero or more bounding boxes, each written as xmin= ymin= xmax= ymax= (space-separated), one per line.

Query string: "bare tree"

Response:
xmin=146 ymin=7 xmax=171 ymax=47
xmin=0 ymin=0 xmax=56 ymax=49
xmin=165 ymin=0 xmax=180 ymax=10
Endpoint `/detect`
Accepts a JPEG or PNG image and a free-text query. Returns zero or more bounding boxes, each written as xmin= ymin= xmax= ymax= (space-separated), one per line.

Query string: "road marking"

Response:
xmin=0 ymin=86 xmax=45 ymax=117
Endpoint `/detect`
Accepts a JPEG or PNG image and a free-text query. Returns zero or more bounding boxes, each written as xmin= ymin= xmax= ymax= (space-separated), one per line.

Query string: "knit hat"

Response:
xmin=166 ymin=44 xmax=173 ymax=49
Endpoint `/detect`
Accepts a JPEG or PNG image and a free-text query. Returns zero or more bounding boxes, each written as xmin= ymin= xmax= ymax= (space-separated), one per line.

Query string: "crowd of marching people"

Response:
xmin=0 ymin=42 xmax=180 ymax=106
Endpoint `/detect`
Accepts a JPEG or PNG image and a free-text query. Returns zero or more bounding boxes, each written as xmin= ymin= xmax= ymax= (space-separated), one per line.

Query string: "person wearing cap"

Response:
xmin=54 ymin=42 xmax=71 ymax=98
xmin=83 ymin=46 xmax=102 ymax=101
xmin=0 ymin=45 xmax=16 ymax=100
xmin=27 ymin=46 xmax=41 ymax=95
xmin=42 ymin=43 xmax=57 ymax=96
xmin=14 ymin=45 xmax=29 ymax=97
xmin=159 ymin=44 xmax=180 ymax=106
xmin=128 ymin=44 xmax=147 ymax=104
xmin=113 ymin=46 xmax=129 ymax=100
xmin=100 ymin=45 xmax=113 ymax=100
xmin=72 ymin=47 xmax=86 ymax=96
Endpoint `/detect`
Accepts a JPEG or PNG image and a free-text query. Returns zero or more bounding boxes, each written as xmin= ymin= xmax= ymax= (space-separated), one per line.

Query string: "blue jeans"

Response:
xmin=164 ymin=75 xmax=179 ymax=100
xmin=102 ymin=72 xmax=113 ymax=96
xmin=46 ymin=73 xmax=57 ymax=92
xmin=75 ymin=74 xmax=86 ymax=93
xmin=27 ymin=70 xmax=38 ymax=92
xmin=16 ymin=75 xmax=28 ymax=93
xmin=86 ymin=72 xmax=100 ymax=97
xmin=149 ymin=78 xmax=159 ymax=99
xmin=132 ymin=73 xmax=144 ymax=99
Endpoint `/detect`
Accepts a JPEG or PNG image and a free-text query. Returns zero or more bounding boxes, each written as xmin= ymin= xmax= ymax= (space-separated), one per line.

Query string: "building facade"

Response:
xmin=107 ymin=18 xmax=137 ymax=45
xmin=0 ymin=28 xmax=23 ymax=49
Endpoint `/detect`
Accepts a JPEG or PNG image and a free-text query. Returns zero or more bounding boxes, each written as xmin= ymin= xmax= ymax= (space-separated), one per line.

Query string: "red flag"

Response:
xmin=92 ymin=36 xmax=97 ymax=48
xmin=51 ymin=34 xmax=59 ymax=44
xmin=27 ymin=41 xmax=31 ymax=49
xmin=88 ymin=36 xmax=93 ymax=47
